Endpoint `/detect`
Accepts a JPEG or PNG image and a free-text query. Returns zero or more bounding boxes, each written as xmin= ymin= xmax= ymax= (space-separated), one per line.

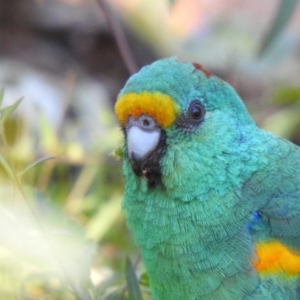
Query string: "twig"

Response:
xmin=95 ymin=0 xmax=138 ymax=75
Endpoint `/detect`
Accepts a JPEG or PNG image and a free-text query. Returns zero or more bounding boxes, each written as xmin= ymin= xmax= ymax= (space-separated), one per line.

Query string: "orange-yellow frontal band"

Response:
xmin=254 ymin=240 xmax=300 ymax=275
xmin=115 ymin=91 xmax=179 ymax=128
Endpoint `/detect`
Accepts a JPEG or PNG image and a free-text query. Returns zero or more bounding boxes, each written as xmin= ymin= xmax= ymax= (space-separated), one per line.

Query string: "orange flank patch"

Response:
xmin=255 ymin=240 xmax=300 ymax=275
xmin=115 ymin=92 xmax=179 ymax=128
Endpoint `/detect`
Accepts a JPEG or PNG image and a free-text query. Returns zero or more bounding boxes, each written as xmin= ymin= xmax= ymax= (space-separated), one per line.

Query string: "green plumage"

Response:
xmin=116 ymin=58 xmax=300 ymax=299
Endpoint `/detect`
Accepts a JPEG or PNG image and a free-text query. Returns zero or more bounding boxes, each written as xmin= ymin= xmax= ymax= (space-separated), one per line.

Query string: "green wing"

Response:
xmin=246 ymin=130 xmax=300 ymax=252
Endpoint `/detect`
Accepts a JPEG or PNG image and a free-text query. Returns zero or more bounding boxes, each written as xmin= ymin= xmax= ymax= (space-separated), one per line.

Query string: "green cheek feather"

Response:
xmin=115 ymin=57 xmax=300 ymax=300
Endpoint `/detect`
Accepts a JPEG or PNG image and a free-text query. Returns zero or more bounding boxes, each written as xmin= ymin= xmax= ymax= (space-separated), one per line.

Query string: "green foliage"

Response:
xmin=0 ymin=90 xmax=150 ymax=299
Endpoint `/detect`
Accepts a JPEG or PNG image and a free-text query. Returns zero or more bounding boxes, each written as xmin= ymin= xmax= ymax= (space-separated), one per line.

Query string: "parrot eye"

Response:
xmin=188 ymin=101 xmax=205 ymax=123
xmin=176 ymin=100 xmax=205 ymax=129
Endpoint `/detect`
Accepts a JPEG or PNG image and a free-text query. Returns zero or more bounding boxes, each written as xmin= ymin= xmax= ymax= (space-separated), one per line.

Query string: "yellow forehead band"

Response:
xmin=115 ymin=91 xmax=179 ymax=128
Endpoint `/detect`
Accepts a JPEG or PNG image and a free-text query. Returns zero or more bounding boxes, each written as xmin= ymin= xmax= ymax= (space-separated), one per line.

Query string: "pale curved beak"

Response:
xmin=126 ymin=115 xmax=161 ymax=162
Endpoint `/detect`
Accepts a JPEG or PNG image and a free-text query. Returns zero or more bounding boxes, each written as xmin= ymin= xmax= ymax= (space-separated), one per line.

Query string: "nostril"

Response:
xmin=143 ymin=119 xmax=150 ymax=126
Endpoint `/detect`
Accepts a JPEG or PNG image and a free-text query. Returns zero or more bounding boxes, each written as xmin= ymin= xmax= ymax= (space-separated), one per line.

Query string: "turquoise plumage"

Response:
xmin=114 ymin=57 xmax=300 ymax=299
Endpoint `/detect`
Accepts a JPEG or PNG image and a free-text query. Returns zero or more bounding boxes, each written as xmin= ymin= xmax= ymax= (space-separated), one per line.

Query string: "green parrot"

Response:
xmin=114 ymin=57 xmax=300 ymax=299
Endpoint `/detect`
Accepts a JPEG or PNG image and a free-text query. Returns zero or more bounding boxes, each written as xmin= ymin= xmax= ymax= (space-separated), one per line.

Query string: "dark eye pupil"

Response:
xmin=191 ymin=105 xmax=202 ymax=119
xmin=189 ymin=102 xmax=204 ymax=121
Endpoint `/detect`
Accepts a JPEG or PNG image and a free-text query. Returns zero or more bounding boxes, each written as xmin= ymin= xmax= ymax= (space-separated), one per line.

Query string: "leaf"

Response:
xmin=0 ymin=98 xmax=22 ymax=124
xmin=110 ymin=145 xmax=123 ymax=161
xmin=125 ymin=257 xmax=143 ymax=300
xmin=0 ymin=153 xmax=14 ymax=179
xmin=140 ymin=272 xmax=150 ymax=287
xmin=272 ymin=85 xmax=300 ymax=104
xmin=18 ymin=156 xmax=55 ymax=178
xmin=38 ymin=112 xmax=58 ymax=150
xmin=258 ymin=0 xmax=298 ymax=57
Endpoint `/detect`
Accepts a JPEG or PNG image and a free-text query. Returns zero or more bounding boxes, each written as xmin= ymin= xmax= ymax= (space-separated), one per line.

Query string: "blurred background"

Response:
xmin=0 ymin=0 xmax=300 ymax=299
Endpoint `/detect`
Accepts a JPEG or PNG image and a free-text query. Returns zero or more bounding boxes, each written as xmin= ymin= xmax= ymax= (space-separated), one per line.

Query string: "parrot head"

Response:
xmin=115 ymin=57 xmax=255 ymax=195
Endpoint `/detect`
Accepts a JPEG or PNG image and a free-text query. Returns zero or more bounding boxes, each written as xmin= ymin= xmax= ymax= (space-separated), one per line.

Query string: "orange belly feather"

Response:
xmin=255 ymin=240 xmax=300 ymax=275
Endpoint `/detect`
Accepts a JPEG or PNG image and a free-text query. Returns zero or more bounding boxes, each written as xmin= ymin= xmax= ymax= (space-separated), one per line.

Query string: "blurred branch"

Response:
xmin=96 ymin=0 xmax=138 ymax=75
xmin=258 ymin=0 xmax=298 ymax=57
